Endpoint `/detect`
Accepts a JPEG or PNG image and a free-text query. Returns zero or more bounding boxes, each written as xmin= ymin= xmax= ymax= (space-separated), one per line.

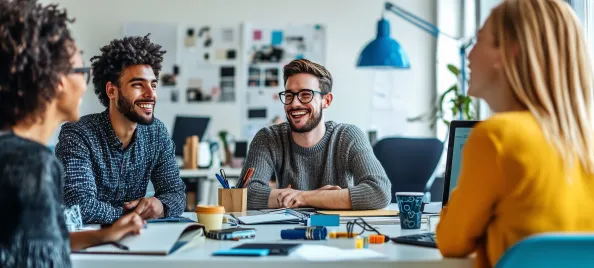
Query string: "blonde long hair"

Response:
xmin=491 ymin=0 xmax=594 ymax=174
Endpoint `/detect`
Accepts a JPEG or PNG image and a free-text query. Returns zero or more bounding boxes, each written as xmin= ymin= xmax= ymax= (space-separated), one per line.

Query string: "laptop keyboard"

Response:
xmin=391 ymin=232 xmax=437 ymax=248
xmin=400 ymin=233 xmax=436 ymax=242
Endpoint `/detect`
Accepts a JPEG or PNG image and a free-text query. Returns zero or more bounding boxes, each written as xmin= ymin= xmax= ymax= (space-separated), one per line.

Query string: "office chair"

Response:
xmin=373 ymin=137 xmax=443 ymax=203
xmin=496 ymin=233 xmax=594 ymax=268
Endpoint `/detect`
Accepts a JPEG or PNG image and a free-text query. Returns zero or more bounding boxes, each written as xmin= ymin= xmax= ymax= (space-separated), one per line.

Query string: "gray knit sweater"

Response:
xmin=243 ymin=121 xmax=391 ymax=210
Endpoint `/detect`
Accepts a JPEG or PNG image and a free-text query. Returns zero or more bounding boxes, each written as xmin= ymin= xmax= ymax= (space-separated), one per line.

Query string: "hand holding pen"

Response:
xmin=98 ymin=212 xmax=146 ymax=250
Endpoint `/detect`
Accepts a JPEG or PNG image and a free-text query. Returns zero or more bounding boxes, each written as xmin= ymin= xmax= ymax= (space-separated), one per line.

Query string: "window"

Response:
xmin=568 ymin=0 xmax=592 ymax=56
xmin=586 ymin=1 xmax=593 ymax=59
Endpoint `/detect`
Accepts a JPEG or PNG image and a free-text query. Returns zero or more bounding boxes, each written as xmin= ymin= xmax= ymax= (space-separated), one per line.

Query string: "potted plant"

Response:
xmin=408 ymin=64 xmax=477 ymax=130
xmin=218 ymin=130 xmax=232 ymax=166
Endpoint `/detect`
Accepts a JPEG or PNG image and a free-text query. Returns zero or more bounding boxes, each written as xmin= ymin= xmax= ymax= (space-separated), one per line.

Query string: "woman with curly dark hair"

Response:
xmin=0 ymin=0 xmax=145 ymax=267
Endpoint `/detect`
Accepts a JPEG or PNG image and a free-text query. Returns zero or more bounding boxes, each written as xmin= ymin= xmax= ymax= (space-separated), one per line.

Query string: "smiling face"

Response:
xmin=284 ymin=73 xmax=330 ymax=133
xmin=110 ymin=64 xmax=158 ymax=125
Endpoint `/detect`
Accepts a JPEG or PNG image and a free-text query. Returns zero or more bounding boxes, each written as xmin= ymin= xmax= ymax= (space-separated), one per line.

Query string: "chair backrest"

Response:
xmin=496 ymin=233 xmax=594 ymax=268
xmin=372 ymin=137 xmax=443 ymax=203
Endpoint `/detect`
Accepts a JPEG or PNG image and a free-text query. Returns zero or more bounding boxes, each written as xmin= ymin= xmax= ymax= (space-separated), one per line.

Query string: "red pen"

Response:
xmin=242 ymin=168 xmax=255 ymax=188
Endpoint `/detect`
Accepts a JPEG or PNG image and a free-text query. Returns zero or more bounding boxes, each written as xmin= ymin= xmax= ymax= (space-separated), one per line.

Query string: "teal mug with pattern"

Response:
xmin=396 ymin=192 xmax=424 ymax=229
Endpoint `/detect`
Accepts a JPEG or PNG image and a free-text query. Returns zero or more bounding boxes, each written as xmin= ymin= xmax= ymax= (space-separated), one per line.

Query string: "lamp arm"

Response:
xmin=385 ymin=2 xmax=459 ymax=41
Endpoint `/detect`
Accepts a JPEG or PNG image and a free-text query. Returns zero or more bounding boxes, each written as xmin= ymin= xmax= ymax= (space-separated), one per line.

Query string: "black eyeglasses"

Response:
xmin=71 ymin=67 xmax=91 ymax=85
xmin=278 ymin=89 xmax=327 ymax=105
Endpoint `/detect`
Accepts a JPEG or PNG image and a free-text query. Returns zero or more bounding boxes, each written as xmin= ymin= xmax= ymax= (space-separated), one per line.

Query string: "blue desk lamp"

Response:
xmin=358 ymin=2 xmax=473 ymax=118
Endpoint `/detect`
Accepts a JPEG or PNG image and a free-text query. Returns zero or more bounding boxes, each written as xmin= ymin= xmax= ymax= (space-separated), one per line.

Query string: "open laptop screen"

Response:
xmin=442 ymin=121 xmax=479 ymax=205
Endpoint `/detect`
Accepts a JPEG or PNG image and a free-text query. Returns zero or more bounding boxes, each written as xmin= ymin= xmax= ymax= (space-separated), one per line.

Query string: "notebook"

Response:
xmin=294 ymin=245 xmax=386 ymax=261
xmin=73 ymin=223 xmax=205 ymax=255
xmin=317 ymin=209 xmax=399 ymax=217
xmin=231 ymin=213 xmax=302 ymax=225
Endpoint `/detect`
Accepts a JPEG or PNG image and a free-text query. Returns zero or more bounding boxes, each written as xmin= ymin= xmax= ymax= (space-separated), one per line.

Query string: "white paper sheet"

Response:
xmin=235 ymin=213 xmax=301 ymax=224
xmin=422 ymin=202 xmax=443 ymax=214
xmin=293 ymin=245 xmax=386 ymax=261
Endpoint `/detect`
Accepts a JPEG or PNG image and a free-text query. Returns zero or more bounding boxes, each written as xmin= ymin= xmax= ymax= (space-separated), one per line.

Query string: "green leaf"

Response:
xmin=438 ymin=85 xmax=456 ymax=115
xmin=447 ymin=64 xmax=460 ymax=76
xmin=452 ymin=104 xmax=459 ymax=116
xmin=463 ymin=102 xmax=470 ymax=119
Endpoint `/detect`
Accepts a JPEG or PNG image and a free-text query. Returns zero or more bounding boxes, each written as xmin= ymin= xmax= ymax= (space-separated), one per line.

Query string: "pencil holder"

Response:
xmin=218 ymin=188 xmax=247 ymax=213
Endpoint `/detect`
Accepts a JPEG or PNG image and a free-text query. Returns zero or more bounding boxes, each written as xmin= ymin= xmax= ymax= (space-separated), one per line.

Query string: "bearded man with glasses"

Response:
xmin=242 ymin=59 xmax=391 ymax=210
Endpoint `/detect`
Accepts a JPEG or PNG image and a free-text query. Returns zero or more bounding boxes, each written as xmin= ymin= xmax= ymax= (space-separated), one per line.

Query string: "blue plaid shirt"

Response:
xmin=55 ymin=110 xmax=186 ymax=224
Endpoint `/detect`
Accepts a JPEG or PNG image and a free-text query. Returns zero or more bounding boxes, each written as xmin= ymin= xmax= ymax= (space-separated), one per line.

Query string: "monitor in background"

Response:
xmin=391 ymin=120 xmax=479 ymax=249
xmin=233 ymin=141 xmax=248 ymax=158
xmin=171 ymin=116 xmax=210 ymax=156
xmin=442 ymin=120 xmax=479 ymax=206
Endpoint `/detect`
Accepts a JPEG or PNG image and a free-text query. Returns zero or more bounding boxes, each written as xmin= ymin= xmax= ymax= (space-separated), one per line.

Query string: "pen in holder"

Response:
xmin=218 ymin=188 xmax=247 ymax=213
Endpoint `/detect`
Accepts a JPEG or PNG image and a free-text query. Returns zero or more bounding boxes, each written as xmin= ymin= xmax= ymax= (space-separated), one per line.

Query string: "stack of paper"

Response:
xmin=317 ymin=209 xmax=399 ymax=217
xmin=233 ymin=213 xmax=302 ymax=225
xmin=422 ymin=202 xmax=443 ymax=214
xmin=293 ymin=245 xmax=386 ymax=261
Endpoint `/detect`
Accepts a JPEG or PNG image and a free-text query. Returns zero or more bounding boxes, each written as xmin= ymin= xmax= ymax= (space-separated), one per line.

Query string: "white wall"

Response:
xmin=44 ymin=0 xmax=437 ymax=144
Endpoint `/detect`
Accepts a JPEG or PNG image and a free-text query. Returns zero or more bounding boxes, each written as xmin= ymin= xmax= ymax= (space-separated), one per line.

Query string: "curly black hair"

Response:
xmin=90 ymin=34 xmax=166 ymax=107
xmin=0 ymin=0 xmax=74 ymax=129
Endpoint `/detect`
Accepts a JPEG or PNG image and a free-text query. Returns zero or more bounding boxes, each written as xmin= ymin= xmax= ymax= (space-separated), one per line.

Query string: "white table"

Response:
xmin=71 ymin=212 xmax=473 ymax=268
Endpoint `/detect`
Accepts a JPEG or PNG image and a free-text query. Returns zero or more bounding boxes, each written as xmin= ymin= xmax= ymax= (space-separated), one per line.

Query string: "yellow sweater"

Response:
xmin=436 ymin=111 xmax=594 ymax=268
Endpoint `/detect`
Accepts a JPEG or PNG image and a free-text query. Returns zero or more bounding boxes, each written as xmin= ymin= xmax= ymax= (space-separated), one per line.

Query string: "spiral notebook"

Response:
xmin=231 ymin=213 xmax=302 ymax=225
xmin=73 ymin=223 xmax=205 ymax=255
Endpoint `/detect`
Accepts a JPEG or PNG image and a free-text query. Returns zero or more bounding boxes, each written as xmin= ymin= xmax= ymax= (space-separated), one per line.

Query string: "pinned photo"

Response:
xmin=184 ymin=28 xmax=196 ymax=47
xmin=170 ymin=89 xmax=179 ymax=103
xmin=248 ymin=66 xmax=261 ymax=87
xmin=198 ymin=26 xmax=212 ymax=48
xmin=265 ymin=68 xmax=279 ymax=87
xmin=161 ymin=65 xmax=179 ymax=86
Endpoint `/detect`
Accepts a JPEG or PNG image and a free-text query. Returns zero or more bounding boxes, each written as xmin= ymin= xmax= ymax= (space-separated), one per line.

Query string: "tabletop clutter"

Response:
xmin=191 ymin=193 xmax=429 ymax=259
xmin=74 ymin=192 xmax=429 ymax=259
xmin=185 ymin=171 xmax=429 ymax=258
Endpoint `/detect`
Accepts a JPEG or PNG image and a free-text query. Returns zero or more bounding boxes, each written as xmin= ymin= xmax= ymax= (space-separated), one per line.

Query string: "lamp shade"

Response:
xmin=357 ymin=18 xmax=410 ymax=68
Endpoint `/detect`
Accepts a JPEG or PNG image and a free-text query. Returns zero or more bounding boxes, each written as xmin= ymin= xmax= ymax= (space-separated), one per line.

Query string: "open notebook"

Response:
xmin=231 ymin=213 xmax=302 ymax=225
xmin=73 ymin=223 xmax=205 ymax=255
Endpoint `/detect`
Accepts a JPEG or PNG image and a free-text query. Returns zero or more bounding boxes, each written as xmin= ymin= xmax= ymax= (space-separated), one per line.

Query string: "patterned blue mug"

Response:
xmin=396 ymin=192 xmax=425 ymax=229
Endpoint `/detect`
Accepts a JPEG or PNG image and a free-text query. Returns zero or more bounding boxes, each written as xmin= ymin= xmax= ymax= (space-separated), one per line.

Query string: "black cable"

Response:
xmin=345 ymin=217 xmax=390 ymax=242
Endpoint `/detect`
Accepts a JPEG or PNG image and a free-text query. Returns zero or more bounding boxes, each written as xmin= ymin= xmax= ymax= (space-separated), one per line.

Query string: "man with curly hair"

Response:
xmin=55 ymin=35 xmax=186 ymax=224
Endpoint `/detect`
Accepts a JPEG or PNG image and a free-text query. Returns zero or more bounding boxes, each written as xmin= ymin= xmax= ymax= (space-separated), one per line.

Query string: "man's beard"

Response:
xmin=117 ymin=91 xmax=154 ymax=125
xmin=286 ymin=104 xmax=323 ymax=133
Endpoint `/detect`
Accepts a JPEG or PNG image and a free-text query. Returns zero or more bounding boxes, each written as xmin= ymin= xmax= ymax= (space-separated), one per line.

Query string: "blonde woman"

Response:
xmin=436 ymin=0 xmax=594 ymax=267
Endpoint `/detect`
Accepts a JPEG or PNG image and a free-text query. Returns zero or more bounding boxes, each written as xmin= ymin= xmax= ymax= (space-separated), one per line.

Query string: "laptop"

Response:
xmin=391 ymin=120 xmax=479 ymax=248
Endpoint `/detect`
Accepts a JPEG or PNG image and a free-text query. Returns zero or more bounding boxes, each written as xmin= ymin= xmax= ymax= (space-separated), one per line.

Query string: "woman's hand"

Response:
xmin=70 ymin=212 xmax=146 ymax=250
xmin=100 ymin=212 xmax=145 ymax=243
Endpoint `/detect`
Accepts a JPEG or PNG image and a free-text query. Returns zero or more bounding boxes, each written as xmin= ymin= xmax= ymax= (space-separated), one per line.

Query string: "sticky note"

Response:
xmin=216 ymin=49 xmax=226 ymax=60
xmin=271 ymin=30 xmax=283 ymax=45
xmin=222 ymin=28 xmax=234 ymax=43
xmin=253 ymin=30 xmax=262 ymax=40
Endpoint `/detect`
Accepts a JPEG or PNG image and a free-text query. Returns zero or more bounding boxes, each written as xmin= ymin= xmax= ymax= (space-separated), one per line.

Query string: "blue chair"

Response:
xmin=373 ymin=137 xmax=443 ymax=203
xmin=496 ymin=233 xmax=594 ymax=268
